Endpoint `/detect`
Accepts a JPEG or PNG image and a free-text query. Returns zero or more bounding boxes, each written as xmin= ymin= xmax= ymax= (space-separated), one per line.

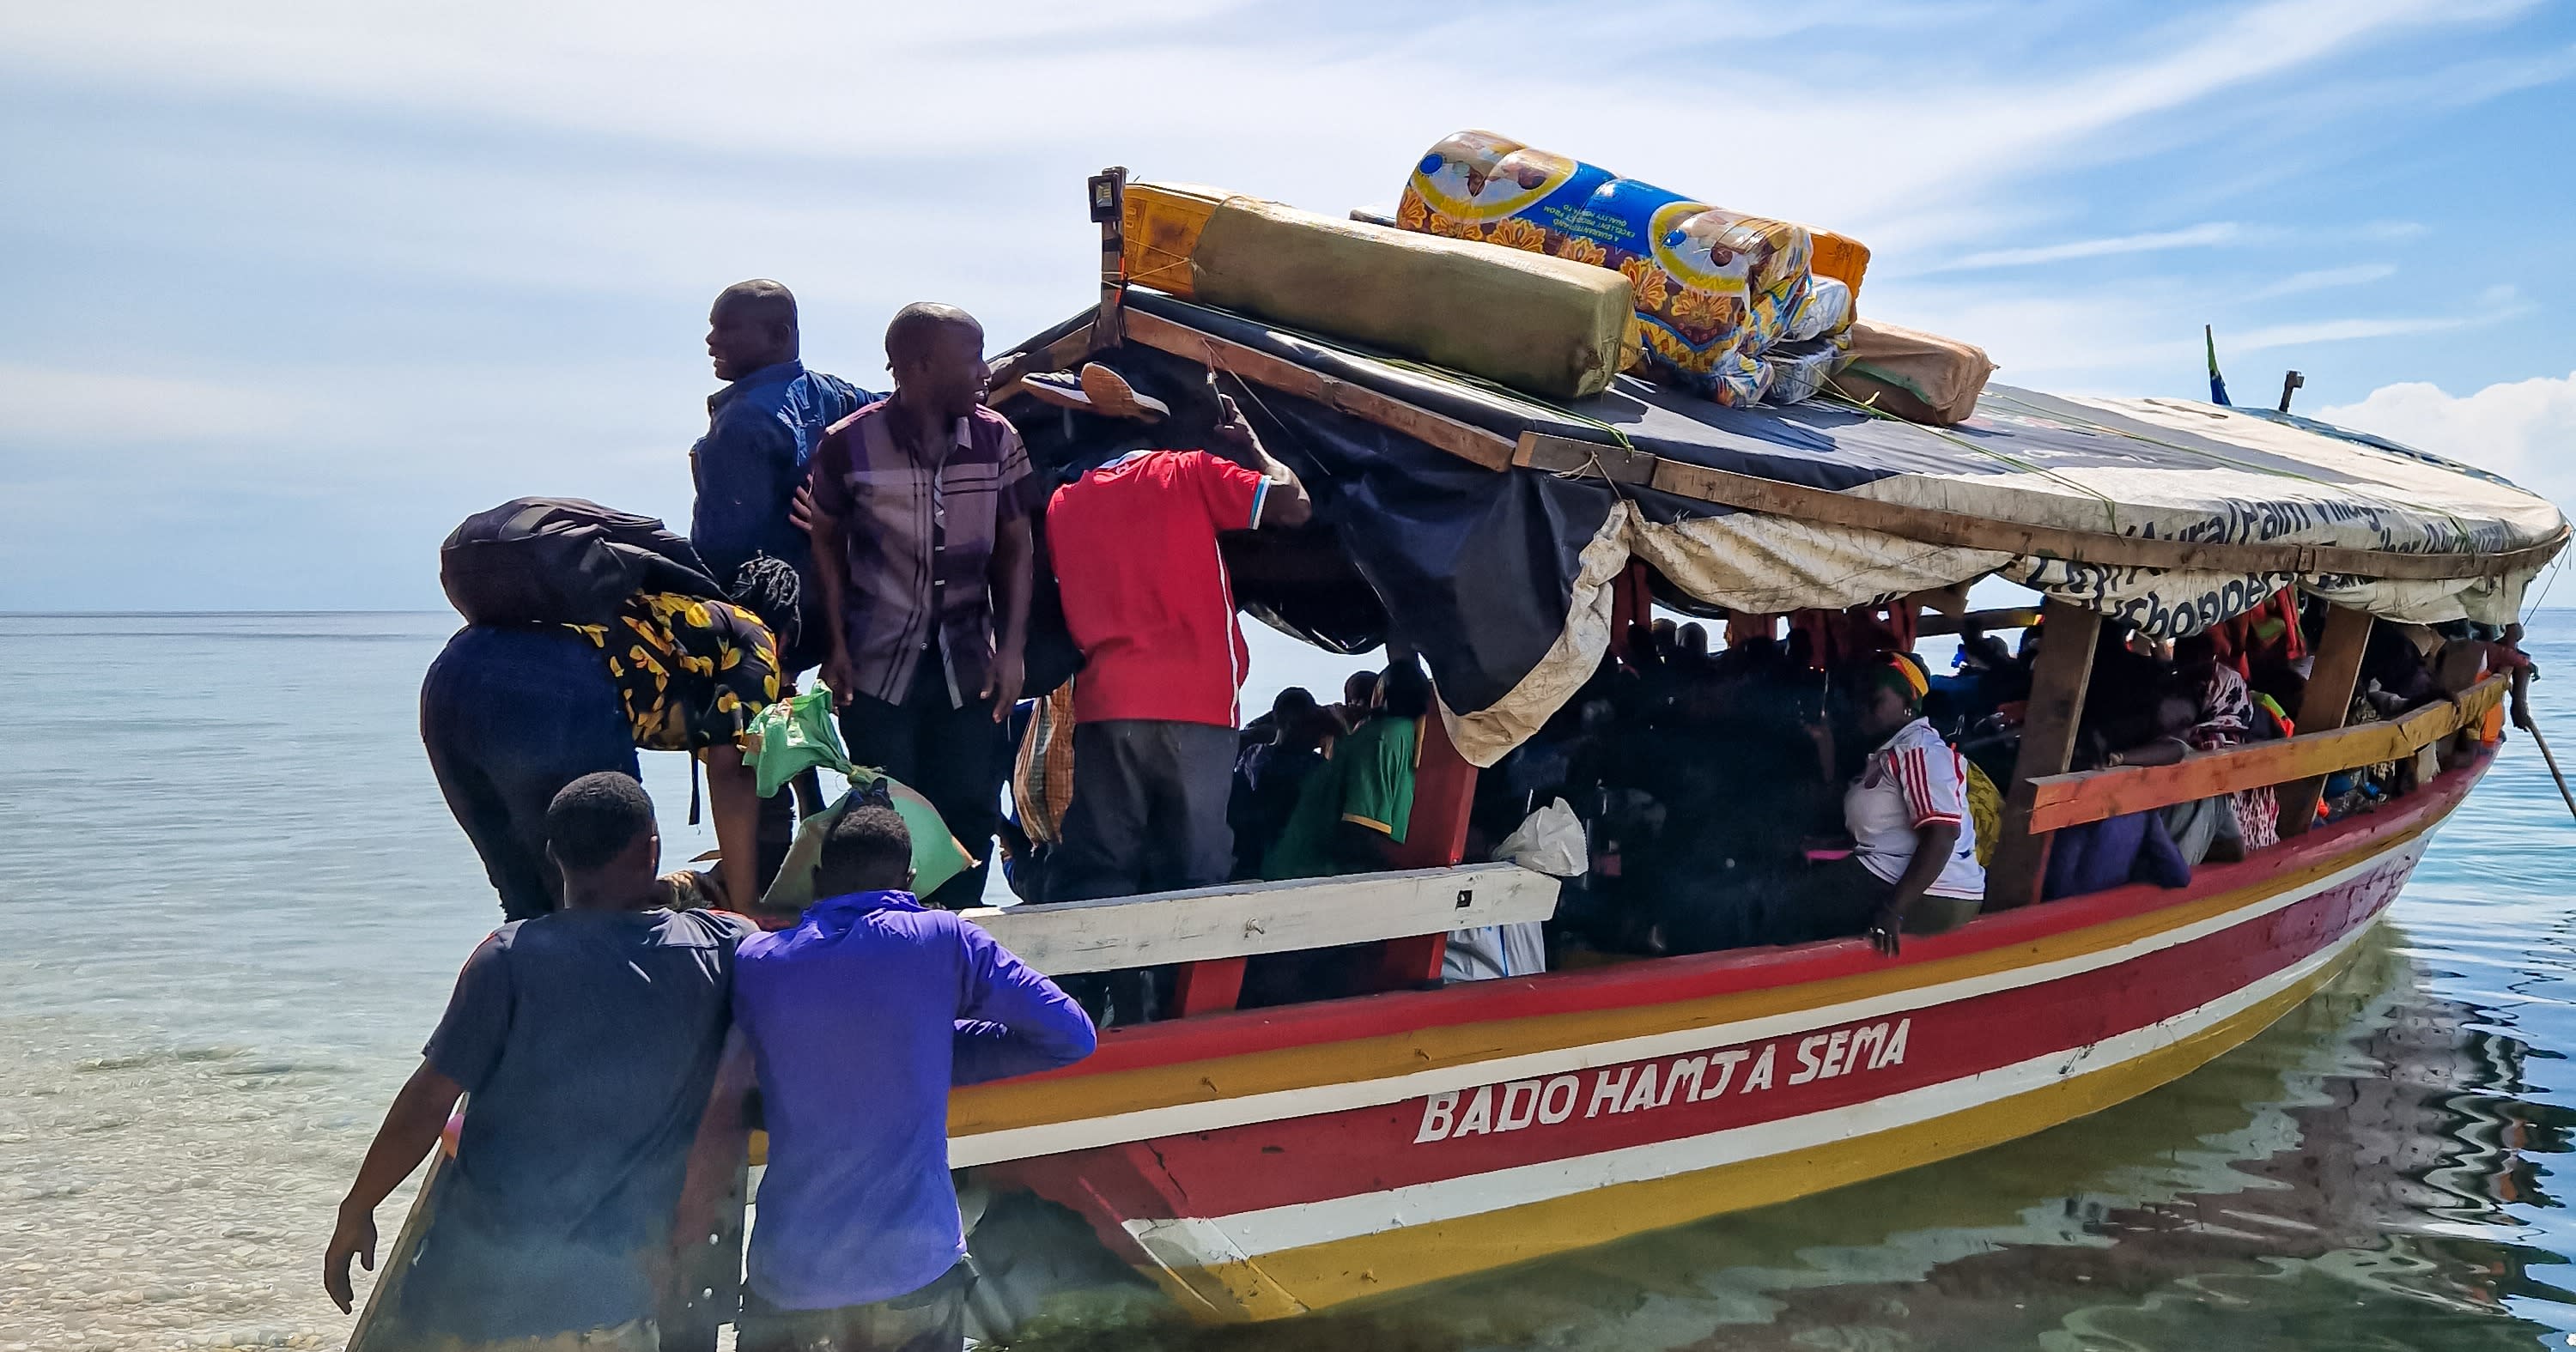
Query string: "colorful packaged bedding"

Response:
xmin=1397 ymin=130 xmax=1854 ymax=407
xmin=1832 ymin=319 xmax=1996 ymax=426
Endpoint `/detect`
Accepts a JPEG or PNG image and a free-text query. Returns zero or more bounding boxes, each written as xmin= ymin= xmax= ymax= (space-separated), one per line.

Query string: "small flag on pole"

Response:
xmin=2204 ymin=324 xmax=2232 ymax=406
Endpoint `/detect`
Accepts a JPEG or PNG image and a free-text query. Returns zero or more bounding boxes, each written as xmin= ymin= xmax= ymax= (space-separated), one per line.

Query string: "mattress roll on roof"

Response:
xmin=1189 ymin=196 xmax=1633 ymax=402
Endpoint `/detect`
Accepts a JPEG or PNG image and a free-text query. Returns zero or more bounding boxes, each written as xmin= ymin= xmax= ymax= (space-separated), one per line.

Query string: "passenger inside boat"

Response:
xmin=1227 ymin=685 xmax=1332 ymax=881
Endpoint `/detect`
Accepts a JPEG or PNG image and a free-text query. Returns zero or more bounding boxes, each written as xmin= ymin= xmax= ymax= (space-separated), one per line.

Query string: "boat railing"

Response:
xmin=2018 ymin=671 xmax=2506 ymax=842
xmin=961 ymin=862 xmax=1563 ymax=1016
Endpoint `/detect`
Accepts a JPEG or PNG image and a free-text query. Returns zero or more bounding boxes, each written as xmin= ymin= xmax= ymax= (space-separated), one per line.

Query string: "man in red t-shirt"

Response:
xmin=1043 ymin=379 xmax=1311 ymax=906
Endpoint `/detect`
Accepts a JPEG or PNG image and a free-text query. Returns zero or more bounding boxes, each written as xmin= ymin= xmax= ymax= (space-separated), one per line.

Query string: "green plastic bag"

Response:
xmin=745 ymin=682 xmax=853 ymax=798
xmin=759 ymin=773 xmax=975 ymax=911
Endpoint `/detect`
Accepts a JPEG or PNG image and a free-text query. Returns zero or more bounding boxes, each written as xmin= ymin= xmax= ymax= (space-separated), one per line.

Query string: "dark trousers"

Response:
xmin=836 ymin=649 xmax=1006 ymax=911
xmin=421 ymin=627 xmax=639 ymax=921
xmin=1049 ymin=719 xmax=1236 ymax=1027
xmin=1792 ymin=856 xmax=1978 ymax=943
xmin=736 ymin=1264 xmax=969 ymax=1352
xmin=1049 ymin=719 xmax=1238 ymax=903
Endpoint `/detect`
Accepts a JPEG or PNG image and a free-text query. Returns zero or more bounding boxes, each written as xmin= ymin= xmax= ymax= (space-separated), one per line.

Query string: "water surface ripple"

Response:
xmin=6 ymin=612 xmax=2576 ymax=1350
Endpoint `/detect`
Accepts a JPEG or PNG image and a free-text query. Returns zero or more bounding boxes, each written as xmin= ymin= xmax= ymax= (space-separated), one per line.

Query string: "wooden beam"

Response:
xmin=987 ymin=320 xmax=1097 ymax=396
xmin=2278 ymin=604 xmax=2374 ymax=836
xmin=2026 ymin=674 xmax=2504 ymax=833
xmin=1091 ymin=166 xmax=1128 ymax=348
xmin=1917 ymin=607 xmax=2043 ymax=638
xmin=1376 ymin=934 xmax=1450 ymax=992
xmin=1121 ymin=307 xmax=1516 ymax=470
xmin=1905 ymin=585 xmax=1971 ymax=620
xmin=1117 ymin=311 xmax=2567 ymax=587
xmin=961 ymin=864 xmax=1558 ymax=976
xmin=1517 ymin=431 xmax=2565 ymax=584
xmin=659 ymin=1151 xmax=748 ymax=1351
xmin=346 ymin=1143 xmax=449 ymax=1350
xmin=1985 ymin=600 xmax=2100 ymax=911
xmin=1170 ymin=957 xmax=1247 ymax=1017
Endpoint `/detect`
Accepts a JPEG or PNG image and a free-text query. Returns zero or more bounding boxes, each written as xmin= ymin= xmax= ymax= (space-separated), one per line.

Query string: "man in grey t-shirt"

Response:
xmin=325 ymin=773 xmax=752 ymax=1346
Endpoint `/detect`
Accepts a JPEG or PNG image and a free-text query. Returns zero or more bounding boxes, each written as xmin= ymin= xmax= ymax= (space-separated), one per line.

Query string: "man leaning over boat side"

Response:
xmin=1042 ymin=366 xmax=1311 ymax=908
xmin=325 ymin=773 xmax=753 ymax=1349
xmin=677 ymin=792 xmax=1095 ymax=1351
xmin=806 ymin=302 xmax=1038 ymax=909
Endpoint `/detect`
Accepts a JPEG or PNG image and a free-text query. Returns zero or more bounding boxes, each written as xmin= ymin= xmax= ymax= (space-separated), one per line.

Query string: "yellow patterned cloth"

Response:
xmin=1964 ymin=759 xmax=2003 ymax=869
xmin=566 ymin=591 xmax=778 ymax=753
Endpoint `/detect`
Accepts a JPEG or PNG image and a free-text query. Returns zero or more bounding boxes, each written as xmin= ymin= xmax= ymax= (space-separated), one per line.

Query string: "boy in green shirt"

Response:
xmin=1261 ymin=658 xmax=1431 ymax=880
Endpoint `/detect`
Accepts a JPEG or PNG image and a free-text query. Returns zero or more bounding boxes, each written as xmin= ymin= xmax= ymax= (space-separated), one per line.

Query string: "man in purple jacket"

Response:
xmin=685 ymin=791 xmax=1095 ymax=1351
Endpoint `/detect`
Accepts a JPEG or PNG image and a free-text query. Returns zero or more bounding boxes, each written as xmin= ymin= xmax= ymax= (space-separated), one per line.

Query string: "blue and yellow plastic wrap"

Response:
xmin=1397 ymin=130 xmax=1856 ymax=406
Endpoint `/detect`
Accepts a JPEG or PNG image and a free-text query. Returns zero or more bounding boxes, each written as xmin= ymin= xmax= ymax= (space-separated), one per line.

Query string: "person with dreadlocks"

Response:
xmin=1798 ymin=652 xmax=1984 ymax=955
xmin=419 ymin=559 xmax=800 ymax=919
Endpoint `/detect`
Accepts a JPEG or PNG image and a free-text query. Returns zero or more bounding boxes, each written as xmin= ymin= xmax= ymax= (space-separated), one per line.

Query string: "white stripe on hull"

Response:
xmin=1123 ymin=901 xmax=2386 ymax=1267
xmin=954 ymin=834 xmax=2425 ymax=1167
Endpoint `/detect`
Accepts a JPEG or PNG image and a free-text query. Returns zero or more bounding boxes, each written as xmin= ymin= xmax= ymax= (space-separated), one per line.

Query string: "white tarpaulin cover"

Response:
xmin=1027 ymin=294 xmax=2571 ymax=764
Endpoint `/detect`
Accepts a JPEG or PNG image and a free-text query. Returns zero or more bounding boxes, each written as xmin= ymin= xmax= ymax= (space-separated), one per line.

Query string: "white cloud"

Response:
xmin=1921 ymin=222 xmax=2245 ymax=273
xmin=2247 ymin=263 xmax=2397 ymax=298
xmin=0 ymin=363 xmax=317 ymax=442
xmin=2318 ymin=370 xmax=2576 ymax=505
xmin=0 ymin=0 xmax=2562 ymax=609
xmin=0 ymin=0 xmax=2506 ymax=239
xmin=2233 ymin=316 xmax=2469 ymax=349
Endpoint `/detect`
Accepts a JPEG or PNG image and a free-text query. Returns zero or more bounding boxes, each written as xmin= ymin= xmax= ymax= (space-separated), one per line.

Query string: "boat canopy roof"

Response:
xmin=1001 ymin=289 xmax=2567 ymax=764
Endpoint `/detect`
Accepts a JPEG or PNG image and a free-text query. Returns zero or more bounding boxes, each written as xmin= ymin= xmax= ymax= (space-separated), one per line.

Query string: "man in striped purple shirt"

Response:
xmin=808 ymin=304 xmax=1038 ymax=908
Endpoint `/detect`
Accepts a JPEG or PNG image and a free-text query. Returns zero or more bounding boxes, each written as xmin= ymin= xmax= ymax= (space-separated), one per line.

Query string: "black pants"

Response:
xmin=1792 ymin=856 xmax=1979 ymax=943
xmin=836 ymin=649 xmax=1006 ymax=910
xmin=1049 ymin=719 xmax=1238 ymax=902
xmin=1047 ymin=719 xmax=1235 ymax=1026
xmin=420 ymin=627 xmax=640 ymax=921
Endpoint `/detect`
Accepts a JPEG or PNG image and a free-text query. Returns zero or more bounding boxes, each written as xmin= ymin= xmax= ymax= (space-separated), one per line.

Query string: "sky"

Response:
xmin=2 ymin=0 xmax=2573 ymax=613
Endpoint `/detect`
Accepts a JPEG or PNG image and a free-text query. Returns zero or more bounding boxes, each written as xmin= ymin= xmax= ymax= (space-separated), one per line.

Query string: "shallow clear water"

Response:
xmin=4 ymin=612 xmax=2576 ymax=1350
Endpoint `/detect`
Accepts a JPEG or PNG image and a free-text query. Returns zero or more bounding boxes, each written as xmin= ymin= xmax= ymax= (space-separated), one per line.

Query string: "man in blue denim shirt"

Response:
xmin=692 ymin=280 xmax=872 ymax=674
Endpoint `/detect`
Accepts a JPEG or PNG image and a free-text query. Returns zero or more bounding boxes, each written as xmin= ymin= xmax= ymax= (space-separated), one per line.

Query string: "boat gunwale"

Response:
xmin=960 ymin=751 xmax=2488 ymax=1095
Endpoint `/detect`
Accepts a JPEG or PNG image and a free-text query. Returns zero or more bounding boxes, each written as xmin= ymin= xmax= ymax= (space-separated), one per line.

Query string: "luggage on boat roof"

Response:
xmin=999 ymin=277 xmax=2567 ymax=767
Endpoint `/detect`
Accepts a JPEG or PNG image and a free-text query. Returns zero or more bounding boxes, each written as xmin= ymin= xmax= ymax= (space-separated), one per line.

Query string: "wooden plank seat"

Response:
xmin=962 ymin=864 xmax=1560 ymax=1017
xmin=963 ymin=862 xmax=1560 ymax=975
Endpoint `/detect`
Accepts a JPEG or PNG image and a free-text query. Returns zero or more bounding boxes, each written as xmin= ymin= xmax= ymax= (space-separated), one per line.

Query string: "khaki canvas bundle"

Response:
xmin=1829 ymin=319 xmax=1998 ymax=426
xmin=1187 ymin=196 xmax=1634 ymax=402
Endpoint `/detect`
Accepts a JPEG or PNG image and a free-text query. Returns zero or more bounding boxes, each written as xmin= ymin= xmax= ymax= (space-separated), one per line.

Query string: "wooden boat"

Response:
xmin=958 ymin=737 xmax=2493 ymax=1321
xmin=350 ymin=168 xmax=2567 ymax=1348
xmin=939 ymin=170 xmax=2565 ymax=1329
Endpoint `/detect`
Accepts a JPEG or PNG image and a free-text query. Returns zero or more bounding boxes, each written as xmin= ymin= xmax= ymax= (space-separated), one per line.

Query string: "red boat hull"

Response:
xmin=957 ymin=759 xmax=2482 ymax=1319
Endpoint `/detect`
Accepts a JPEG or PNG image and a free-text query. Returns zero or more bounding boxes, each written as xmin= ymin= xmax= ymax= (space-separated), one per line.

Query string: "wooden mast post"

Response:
xmin=1088 ymin=167 xmax=1128 ymax=352
xmin=1985 ymin=600 xmax=2100 ymax=911
xmin=2277 ymin=603 xmax=2372 ymax=836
